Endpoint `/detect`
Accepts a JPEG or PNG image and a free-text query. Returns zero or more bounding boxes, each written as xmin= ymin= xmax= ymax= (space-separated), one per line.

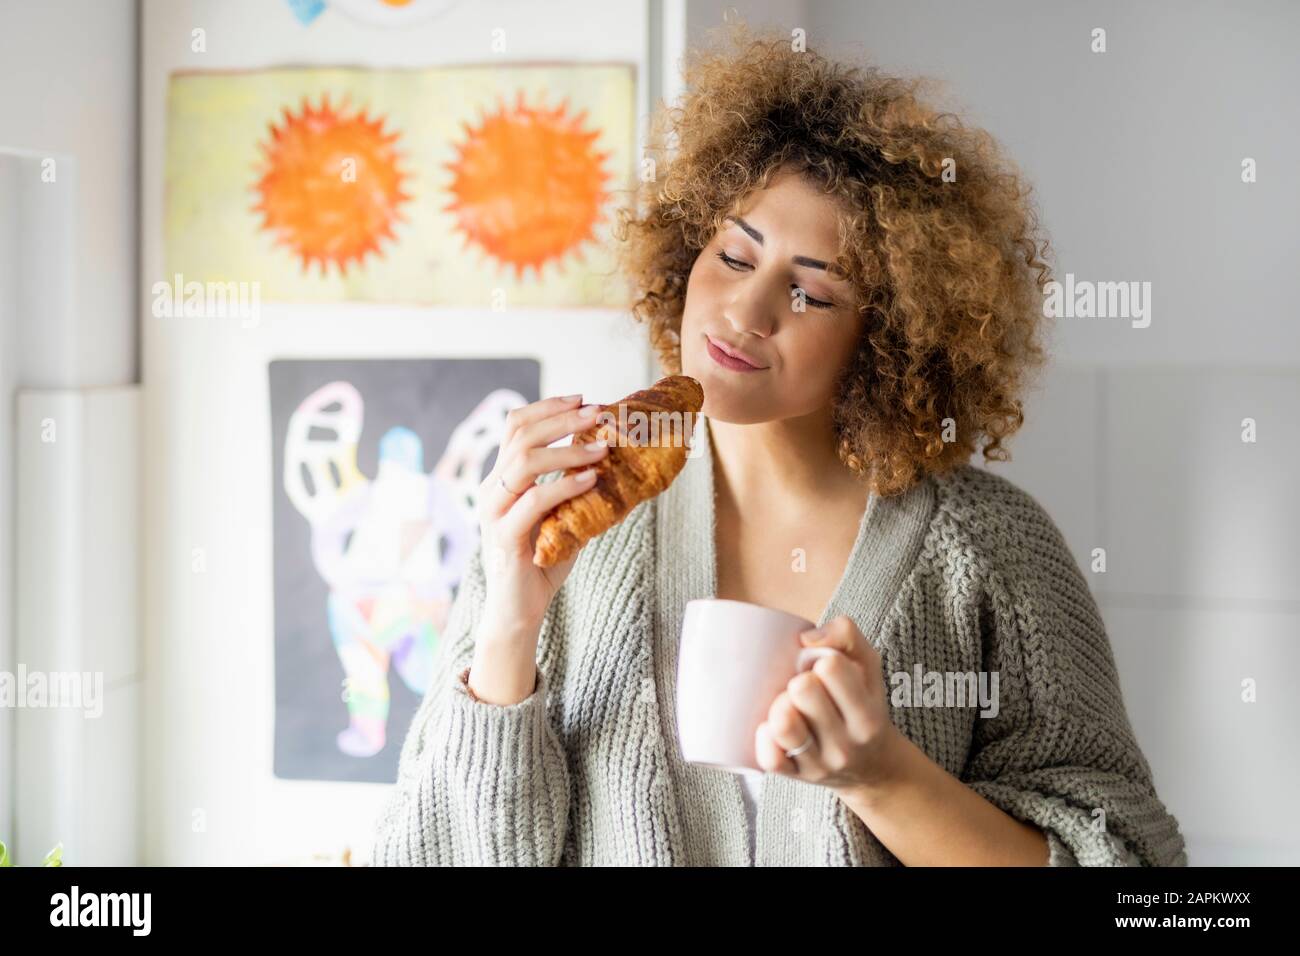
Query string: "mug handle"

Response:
xmin=795 ymin=646 xmax=842 ymax=674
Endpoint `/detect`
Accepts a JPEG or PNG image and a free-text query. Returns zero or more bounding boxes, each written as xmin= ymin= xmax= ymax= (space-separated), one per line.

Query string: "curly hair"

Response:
xmin=613 ymin=21 xmax=1055 ymax=497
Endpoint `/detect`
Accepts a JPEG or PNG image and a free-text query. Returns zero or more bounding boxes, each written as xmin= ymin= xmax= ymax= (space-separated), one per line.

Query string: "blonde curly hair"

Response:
xmin=613 ymin=21 xmax=1055 ymax=496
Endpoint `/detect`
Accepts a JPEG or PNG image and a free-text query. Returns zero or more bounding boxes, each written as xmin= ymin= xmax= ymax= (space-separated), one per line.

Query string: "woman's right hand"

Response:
xmin=475 ymin=393 xmax=610 ymax=643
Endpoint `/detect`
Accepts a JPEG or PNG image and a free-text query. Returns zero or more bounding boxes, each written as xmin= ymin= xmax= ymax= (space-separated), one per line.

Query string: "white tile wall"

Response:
xmin=1102 ymin=369 xmax=1300 ymax=605
xmin=983 ymin=363 xmax=1101 ymax=585
xmin=1103 ymin=603 xmax=1300 ymax=865
xmin=985 ymin=364 xmax=1300 ymax=865
xmin=15 ymin=387 xmax=141 ymax=865
xmin=80 ymin=680 xmax=140 ymax=864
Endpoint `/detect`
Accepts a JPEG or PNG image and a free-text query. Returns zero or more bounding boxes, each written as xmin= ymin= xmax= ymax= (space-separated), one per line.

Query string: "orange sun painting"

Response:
xmin=443 ymin=90 xmax=613 ymax=280
xmin=252 ymin=94 xmax=411 ymax=276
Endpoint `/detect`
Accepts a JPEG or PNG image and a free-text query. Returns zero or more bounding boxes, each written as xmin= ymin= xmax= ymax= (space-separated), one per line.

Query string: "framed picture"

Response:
xmin=269 ymin=357 xmax=540 ymax=782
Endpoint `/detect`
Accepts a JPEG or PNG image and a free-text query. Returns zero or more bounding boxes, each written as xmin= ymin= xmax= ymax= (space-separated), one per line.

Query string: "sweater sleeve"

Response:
xmin=958 ymin=489 xmax=1188 ymax=867
xmin=367 ymin=543 xmax=572 ymax=866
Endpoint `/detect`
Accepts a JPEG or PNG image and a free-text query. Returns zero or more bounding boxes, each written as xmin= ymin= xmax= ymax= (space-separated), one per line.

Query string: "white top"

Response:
xmin=738 ymin=769 xmax=764 ymax=862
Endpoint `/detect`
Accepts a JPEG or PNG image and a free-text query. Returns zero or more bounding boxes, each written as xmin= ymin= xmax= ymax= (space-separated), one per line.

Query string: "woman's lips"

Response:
xmin=705 ymin=335 xmax=767 ymax=372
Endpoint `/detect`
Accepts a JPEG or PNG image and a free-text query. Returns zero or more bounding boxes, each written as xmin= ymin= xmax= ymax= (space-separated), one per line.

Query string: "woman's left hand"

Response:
xmin=754 ymin=614 xmax=902 ymax=795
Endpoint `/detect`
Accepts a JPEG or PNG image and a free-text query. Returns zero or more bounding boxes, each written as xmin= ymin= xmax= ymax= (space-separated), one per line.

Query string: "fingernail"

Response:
xmin=800 ymin=627 xmax=822 ymax=642
xmin=579 ymin=404 xmax=599 ymax=418
xmin=584 ymin=440 xmax=607 ymax=451
xmin=562 ymin=393 xmax=582 ymax=402
xmin=576 ymin=468 xmax=596 ymax=481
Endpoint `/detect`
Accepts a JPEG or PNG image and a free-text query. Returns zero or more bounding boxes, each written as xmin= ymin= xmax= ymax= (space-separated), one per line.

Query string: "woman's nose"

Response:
xmin=723 ymin=284 xmax=777 ymax=338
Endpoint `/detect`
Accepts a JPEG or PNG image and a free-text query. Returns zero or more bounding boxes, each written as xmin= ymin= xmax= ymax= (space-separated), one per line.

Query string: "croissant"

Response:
xmin=533 ymin=375 xmax=705 ymax=568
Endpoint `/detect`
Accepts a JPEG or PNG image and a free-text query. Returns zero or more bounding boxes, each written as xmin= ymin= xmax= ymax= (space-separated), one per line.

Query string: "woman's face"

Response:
xmin=680 ymin=169 xmax=864 ymax=425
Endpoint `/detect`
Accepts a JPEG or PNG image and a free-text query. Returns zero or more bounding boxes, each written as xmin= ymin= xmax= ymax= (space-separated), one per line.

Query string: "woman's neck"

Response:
xmin=707 ymin=407 xmax=867 ymax=518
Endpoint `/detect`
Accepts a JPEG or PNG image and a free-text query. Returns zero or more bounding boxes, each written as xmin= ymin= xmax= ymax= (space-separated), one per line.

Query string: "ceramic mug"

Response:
xmin=675 ymin=598 xmax=840 ymax=773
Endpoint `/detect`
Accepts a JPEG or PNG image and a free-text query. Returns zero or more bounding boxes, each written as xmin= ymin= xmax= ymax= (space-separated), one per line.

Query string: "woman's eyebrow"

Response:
xmin=723 ymin=215 xmax=848 ymax=279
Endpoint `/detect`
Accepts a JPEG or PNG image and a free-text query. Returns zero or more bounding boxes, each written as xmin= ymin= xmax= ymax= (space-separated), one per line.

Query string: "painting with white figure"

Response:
xmin=269 ymin=358 xmax=540 ymax=782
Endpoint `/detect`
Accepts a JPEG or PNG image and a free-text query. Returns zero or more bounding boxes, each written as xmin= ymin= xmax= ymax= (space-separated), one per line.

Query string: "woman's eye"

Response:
xmin=714 ymin=251 xmax=834 ymax=309
xmin=715 ymin=250 xmax=751 ymax=271
xmin=793 ymin=286 xmax=835 ymax=309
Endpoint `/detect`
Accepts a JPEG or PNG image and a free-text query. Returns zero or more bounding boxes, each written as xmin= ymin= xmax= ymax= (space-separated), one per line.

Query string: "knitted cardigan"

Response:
xmin=369 ymin=415 xmax=1187 ymax=867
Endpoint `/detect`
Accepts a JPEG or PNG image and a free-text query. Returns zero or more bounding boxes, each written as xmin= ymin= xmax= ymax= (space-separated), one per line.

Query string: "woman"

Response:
xmin=370 ymin=26 xmax=1187 ymax=867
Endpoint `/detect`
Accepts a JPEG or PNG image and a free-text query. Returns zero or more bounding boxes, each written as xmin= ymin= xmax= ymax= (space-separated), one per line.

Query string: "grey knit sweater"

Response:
xmin=369 ymin=415 xmax=1187 ymax=866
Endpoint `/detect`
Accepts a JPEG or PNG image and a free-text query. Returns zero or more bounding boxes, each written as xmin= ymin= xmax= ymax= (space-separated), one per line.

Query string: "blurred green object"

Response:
xmin=0 ymin=839 xmax=63 ymax=866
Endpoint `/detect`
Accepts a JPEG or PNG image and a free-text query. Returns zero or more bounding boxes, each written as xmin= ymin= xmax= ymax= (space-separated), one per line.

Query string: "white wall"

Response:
xmin=15 ymin=386 xmax=140 ymax=866
xmin=0 ymin=0 xmax=139 ymax=386
xmin=687 ymin=0 xmax=808 ymax=43
xmin=139 ymin=0 xmax=657 ymax=865
xmin=0 ymin=0 xmax=139 ymax=862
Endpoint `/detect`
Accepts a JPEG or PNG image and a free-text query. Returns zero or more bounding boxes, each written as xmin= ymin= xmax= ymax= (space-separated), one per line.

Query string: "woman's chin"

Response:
xmin=699 ymin=393 xmax=766 ymax=426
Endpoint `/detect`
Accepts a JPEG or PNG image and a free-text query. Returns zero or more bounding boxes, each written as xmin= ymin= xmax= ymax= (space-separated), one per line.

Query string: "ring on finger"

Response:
xmin=784 ymin=732 xmax=815 ymax=759
xmin=498 ymin=474 xmax=525 ymax=496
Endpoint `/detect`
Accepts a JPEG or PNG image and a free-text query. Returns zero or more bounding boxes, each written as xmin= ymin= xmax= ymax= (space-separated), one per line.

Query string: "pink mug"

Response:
xmin=675 ymin=598 xmax=841 ymax=774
